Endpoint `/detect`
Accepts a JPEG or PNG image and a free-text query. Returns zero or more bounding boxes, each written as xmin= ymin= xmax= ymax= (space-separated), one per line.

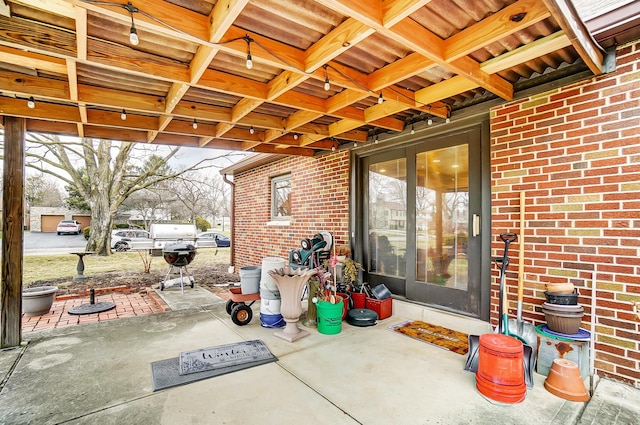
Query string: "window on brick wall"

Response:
xmin=271 ymin=174 xmax=291 ymax=219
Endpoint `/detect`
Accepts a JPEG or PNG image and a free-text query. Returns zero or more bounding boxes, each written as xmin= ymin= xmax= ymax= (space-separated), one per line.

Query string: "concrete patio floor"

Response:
xmin=1 ymin=286 xmax=638 ymax=425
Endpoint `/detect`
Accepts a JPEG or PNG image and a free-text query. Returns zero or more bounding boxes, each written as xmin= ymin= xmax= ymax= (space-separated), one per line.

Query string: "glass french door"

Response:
xmin=361 ymin=128 xmax=483 ymax=316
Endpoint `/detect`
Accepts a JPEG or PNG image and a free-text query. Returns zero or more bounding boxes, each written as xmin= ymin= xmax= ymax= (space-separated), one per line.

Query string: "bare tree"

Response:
xmin=165 ymin=171 xmax=229 ymax=223
xmin=25 ymin=174 xmax=64 ymax=207
xmin=8 ymin=134 xmax=243 ymax=255
xmin=119 ymin=187 xmax=172 ymax=229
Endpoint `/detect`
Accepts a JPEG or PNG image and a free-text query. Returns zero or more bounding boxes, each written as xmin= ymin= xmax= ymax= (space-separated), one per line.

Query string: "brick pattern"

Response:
xmin=22 ymin=290 xmax=165 ymax=333
xmin=233 ymin=151 xmax=350 ymax=268
xmin=491 ymin=41 xmax=640 ymax=386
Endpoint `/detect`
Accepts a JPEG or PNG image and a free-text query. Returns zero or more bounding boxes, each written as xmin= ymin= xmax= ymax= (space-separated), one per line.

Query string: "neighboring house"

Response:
xmin=29 ymin=207 xmax=91 ymax=232
xmin=222 ymin=38 xmax=640 ymax=386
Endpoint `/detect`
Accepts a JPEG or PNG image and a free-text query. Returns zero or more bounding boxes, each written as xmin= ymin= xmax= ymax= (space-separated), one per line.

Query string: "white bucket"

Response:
xmin=260 ymin=287 xmax=280 ymax=300
xmin=239 ymin=266 xmax=261 ymax=294
xmin=260 ymin=298 xmax=282 ymax=315
xmin=260 ymin=257 xmax=285 ymax=292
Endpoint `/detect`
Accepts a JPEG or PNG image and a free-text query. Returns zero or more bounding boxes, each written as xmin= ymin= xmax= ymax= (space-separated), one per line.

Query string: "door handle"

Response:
xmin=472 ymin=214 xmax=480 ymax=237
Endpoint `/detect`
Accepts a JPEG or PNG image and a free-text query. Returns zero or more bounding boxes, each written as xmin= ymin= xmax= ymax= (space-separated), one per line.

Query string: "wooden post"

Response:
xmin=1 ymin=116 xmax=25 ymax=348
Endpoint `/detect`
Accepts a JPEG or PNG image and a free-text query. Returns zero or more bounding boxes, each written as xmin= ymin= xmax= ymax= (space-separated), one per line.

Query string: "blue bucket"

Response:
xmin=260 ymin=313 xmax=285 ymax=328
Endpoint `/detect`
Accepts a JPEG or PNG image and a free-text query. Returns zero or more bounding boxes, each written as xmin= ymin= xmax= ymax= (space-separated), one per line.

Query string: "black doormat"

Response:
xmin=150 ymin=340 xmax=277 ymax=392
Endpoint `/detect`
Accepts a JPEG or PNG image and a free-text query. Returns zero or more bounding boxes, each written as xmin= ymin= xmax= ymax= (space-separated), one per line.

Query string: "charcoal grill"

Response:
xmin=161 ymin=243 xmax=196 ymax=293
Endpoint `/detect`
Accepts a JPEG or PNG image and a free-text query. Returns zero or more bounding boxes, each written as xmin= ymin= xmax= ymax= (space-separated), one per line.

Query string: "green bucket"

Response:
xmin=316 ymin=299 xmax=343 ymax=335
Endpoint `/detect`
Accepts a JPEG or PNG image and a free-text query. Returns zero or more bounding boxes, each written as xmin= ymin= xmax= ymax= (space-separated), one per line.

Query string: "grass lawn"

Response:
xmin=22 ymin=248 xmax=231 ymax=285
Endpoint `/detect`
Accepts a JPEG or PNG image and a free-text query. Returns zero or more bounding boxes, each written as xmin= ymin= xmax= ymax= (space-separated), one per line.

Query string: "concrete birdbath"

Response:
xmin=268 ymin=266 xmax=316 ymax=342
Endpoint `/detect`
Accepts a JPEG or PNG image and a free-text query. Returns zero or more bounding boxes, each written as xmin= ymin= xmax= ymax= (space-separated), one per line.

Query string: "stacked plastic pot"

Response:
xmin=542 ymin=283 xmax=583 ymax=334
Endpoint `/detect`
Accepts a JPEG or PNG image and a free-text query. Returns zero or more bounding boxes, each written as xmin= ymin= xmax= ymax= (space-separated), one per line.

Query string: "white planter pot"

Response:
xmin=22 ymin=286 xmax=58 ymax=316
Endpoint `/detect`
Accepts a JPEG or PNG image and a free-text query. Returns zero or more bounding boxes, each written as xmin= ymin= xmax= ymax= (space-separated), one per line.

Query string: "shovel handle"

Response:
xmin=500 ymin=232 xmax=517 ymax=245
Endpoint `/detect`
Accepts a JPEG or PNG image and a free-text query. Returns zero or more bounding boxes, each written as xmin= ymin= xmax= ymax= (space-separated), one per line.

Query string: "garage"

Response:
xmin=72 ymin=216 xmax=91 ymax=229
xmin=41 ymin=215 xmax=64 ymax=232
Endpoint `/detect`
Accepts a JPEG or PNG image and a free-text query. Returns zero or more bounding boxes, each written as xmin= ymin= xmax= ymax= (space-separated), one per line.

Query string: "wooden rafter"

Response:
xmin=0 ymin=0 xmax=606 ymax=155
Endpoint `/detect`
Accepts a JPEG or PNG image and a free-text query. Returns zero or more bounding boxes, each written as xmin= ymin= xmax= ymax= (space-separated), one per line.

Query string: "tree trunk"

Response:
xmin=85 ymin=191 xmax=115 ymax=255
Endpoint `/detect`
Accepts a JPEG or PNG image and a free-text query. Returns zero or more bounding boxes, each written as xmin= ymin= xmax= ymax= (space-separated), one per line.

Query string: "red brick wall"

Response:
xmin=491 ymin=41 xmax=640 ymax=386
xmin=233 ymin=150 xmax=350 ymax=269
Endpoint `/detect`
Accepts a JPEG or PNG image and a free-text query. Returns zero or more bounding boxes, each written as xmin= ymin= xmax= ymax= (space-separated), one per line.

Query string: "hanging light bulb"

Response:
xmin=192 ymin=119 xmax=198 ymax=129
xmin=120 ymin=109 xmax=127 ymax=120
xmin=374 ymin=135 xmax=379 ymax=144
xmin=332 ymin=145 xmax=336 ymax=152
xmin=446 ymin=116 xmax=451 ymax=124
xmin=323 ymin=65 xmax=330 ymax=91
xmin=410 ymin=124 xmax=415 ymax=135
xmin=249 ymin=126 xmax=255 ymax=134
xmin=27 ymin=97 xmax=35 ymax=109
xmin=125 ymin=2 xmax=139 ymax=46
xmin=245 ymin=37 xmax=253 ymax=70
xmin=427 ymin=117 xmax=433 ymax=126
xmin=129 ymin=26 xmax=139 ymax=46
xmin=293 ymin=134 xmax=298 ymax=140
xmin=378 ymin=92 xmax=384 ymax=104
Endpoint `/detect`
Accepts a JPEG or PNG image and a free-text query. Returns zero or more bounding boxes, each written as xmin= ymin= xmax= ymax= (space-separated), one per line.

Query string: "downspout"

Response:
xmin=222 ymin=174 xmax=235 ymax=270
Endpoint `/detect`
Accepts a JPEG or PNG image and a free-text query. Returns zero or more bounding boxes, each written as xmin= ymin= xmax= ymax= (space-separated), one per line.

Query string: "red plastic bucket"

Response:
xmin=476 ymin=334 xmax=526 ymax=404
xmin=337 ymin=293 xmax=350 ymax=319
xmin=351 ymin=292 xmax=366 ymax=309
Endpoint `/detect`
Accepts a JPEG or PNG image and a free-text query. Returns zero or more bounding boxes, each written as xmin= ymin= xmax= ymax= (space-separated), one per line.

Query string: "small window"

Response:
xmin=271 ymin=174 xmax=291 ymax=219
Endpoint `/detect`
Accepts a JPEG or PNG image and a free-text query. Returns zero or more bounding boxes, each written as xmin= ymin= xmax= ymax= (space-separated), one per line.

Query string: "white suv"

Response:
xmin=56 ymin=220 xmax=83 ymax=235
xmin=111 ymin=229 xmax=151 ymax=252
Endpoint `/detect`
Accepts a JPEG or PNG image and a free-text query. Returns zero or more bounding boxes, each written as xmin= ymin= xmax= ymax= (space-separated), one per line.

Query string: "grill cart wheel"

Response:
xmin=231 ymin=304 xmax=253 ymax=326
xmin=225 ymin=300 xmax=238 ymax=315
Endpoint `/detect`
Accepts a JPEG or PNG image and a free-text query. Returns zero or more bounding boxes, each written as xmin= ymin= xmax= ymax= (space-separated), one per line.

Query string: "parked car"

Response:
xmin=56 ymin=220 xmax=83 ymax=235
xmin=197 ymin=232 xmax=230 ymax=247
xmin=111 ymin=229 xmax=151 ymax=252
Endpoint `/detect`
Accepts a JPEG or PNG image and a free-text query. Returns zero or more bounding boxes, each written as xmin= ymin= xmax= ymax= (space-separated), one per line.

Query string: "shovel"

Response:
xmin=464 ymin=232 xmax=517 ymax=373
xmin=506 ymin=191 xmax=537 ymax=387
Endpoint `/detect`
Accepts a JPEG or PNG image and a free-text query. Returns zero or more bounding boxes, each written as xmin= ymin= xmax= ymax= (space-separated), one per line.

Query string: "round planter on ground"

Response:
xmin=22 ymin=286 xmax=58 ymax=316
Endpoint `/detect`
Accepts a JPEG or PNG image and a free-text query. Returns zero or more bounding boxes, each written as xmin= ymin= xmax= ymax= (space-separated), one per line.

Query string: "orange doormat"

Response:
xmin=389 ymin=320 xmax=469 ymax=355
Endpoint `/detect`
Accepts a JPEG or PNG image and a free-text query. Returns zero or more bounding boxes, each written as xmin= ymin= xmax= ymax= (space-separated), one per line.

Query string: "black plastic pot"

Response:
xmin=544 ymin=290 xmax=578 ymax=305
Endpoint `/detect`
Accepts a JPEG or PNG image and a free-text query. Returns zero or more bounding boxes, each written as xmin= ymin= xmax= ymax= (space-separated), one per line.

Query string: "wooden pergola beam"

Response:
xmin=1 ymin=116 xmax=25 ymax=348
xmin=542 ymin=0 xmax=604 ymax=75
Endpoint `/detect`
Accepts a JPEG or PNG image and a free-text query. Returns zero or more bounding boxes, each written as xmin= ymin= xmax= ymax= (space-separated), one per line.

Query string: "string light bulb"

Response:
xmin=120 ymin=109 xmax=127 ymax=120
xmin=249 ymin=126 xmax=255 ymax=134
xmin=129 ymin=26 xmax=139 ymax=45
xmin=374 ymin=135 xmax=379 ymax=144
xmin=446 ymin=116 xmax=451 ymax=124
xmin=410 ymin=124 xmax=415 ymax=135
xmin=428 ymin=117 xmax=433 ymax=126
xmin=378 ymin=92 xmax=384 ymax=104
xmin=245 ymin=37 xmax=253 ymax=70
xmin=125 ymin=2 xmax=139 ymax=46
xmin=323 ymin=65 xmax=330 ymax=91
xmin=27 ymin=97 xmax=35 ymax=109
xmin=293 ymin=134 xmax=298 ymax=140
xmin=192 ymin=119 xmax=198 ymax=129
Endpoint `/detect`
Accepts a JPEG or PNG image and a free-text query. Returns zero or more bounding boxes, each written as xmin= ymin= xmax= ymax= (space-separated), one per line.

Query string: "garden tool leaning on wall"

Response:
xmin=464 ymin=232 xmax=516 ymax=372
xmin=506 ymin=192 xmax=537 ymax=387
xmin=464 ymin=232 xmax=535 ymax=388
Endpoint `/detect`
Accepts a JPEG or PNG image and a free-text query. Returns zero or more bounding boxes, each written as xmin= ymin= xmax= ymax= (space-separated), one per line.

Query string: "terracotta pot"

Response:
xmin=545 ymin=282 xmax=574 ymax=294
xmin=22 ymin=286 xmax=58 ymax=316
xmin=544 ymin=359 xmax=589 ymax=402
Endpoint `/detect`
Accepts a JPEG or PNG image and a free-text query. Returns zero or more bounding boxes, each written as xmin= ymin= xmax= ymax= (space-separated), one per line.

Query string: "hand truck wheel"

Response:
xmin=231 ymin=304 xmax=253 ymax=326
xmin=225 ymin=299 xmax=238 ymax=315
